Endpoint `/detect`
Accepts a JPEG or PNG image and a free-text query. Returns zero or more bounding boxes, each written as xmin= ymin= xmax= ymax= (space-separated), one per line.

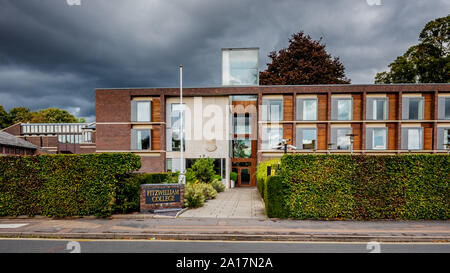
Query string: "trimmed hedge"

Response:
xmin=275 ymin=154 xmax=449 ymax=220
xmin=256 ymin=159 xmax=281 ymax=199
xmin=264 ymin=176 xmax=287 ymax=218
xmin=0 ymin=153 xmax=141 ymax=217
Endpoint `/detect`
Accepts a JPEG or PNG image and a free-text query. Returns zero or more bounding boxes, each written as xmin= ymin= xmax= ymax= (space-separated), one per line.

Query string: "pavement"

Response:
xmin=0 ymin=187 xmax=448 ymax=242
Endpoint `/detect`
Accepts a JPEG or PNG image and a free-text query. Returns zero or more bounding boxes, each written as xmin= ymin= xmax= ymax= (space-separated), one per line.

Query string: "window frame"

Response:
xmin=337 ymin=98 xmax=352 ymax=121
xmin=372 ymin=128 xmax=387 ymax=150
xmin=303 ymin=99 xmax=318 ymax=121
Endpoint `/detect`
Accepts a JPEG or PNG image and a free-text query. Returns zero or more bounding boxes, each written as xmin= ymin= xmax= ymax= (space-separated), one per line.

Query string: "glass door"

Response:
xmin=238 ymin=168 xmax=251 ymax=186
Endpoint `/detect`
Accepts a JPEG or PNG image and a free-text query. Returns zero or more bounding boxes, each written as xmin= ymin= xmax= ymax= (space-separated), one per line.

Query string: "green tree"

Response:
xmin=259 ymin=31 xmax=350 ymax=85
xmin=0 ymin=106 xmax=11 ymax=129
xmin=375 ymin=15 xmax=449 ymax=83
xmin=9 ymin=107 xmax=34 ymax=124
xmin=191 ymin=157 xmax=216 ymax=183
xmin=31 ymin=108 xmax=81 ymax=123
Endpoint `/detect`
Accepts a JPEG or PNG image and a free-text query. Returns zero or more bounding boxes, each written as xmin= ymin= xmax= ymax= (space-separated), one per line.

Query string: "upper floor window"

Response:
xmin=332 ymin=98 xmax=352 ymax=121
xmin=222 ymin=48 xmax=259 ymax=86
xmin=261 ymin=127 xmax=283 ymax=150
xmin=233 ymin=113 xmax=251 ymax=135
xmin=269 ymin=99 xmax=283 ymax=121
xmin=401 ymin=127 xmax=423 ymax=150
xmin=330 ymin=127 xmax=352 ymax=150
xmin=131 ymin=100 xmax=152 ymax=122
xmin=168 ymin=104 xmax=185 ymax=152
xmin=403 ymin=97 xmax=424 ymax=120
xmin=366 ymin=127 xmax=387 ymax=150
xmin=296 ymin=128 xmax=317 ymax=150
xmin=438 ymin=97 xmax=450 ymax=120
xmin=131 ymin=129 xmax=151 ymax=150
xmin=232 ymin=139 xmax=251 ymax=158
xmin=437 ymin=127 xmax=450 ymax=150
xmin=367 ymin=98 xmax=388 ymax=120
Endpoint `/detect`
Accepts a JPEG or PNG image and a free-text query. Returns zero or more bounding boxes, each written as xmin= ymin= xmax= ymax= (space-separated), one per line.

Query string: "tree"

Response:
xmin=0 ymin=106 xmax=11 ymax=129
xmin=30 ymin=108 xmax=81 ymax=123
xmin=259 ymin=31 xmax=350 ymax=85
xmin=191 ymin=157 xmax=216 ymax=183
xmin=9 ymin=107 xmax=34 ymax=124
xmin=375 ymin=15 xmax=449 ymax=83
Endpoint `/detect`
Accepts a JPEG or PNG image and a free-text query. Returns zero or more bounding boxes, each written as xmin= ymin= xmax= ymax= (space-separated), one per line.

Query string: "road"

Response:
xmin=0 ymin=238 xmax=448 ymax=253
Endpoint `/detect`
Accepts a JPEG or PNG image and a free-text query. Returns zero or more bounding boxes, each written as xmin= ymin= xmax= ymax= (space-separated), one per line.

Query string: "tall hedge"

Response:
xmin=256 ymin=159 xmax=281 ymax=198
xmin=0 ymin=153 xmax=141 ymax=217
xmin=276 ymin=154 xmax=449 ymax=220
xmin=264 ymin=176 xmax=287 ymax=218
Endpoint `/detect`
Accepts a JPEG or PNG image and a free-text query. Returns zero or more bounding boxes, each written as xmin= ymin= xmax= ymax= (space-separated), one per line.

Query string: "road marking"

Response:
xmin=0 ymin=224 xmax=28 ymax=229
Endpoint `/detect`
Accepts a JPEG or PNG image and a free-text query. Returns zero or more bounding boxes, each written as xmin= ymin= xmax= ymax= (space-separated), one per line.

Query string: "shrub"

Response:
xmin=0 ymin=153 xmax=141 ymax=217
xmin=264 ymin=176 xmax=287 ymax=218
xmin=256 ymin=159 xmax=281 ymax=198
xmin=279 ymin=154 xmax=450 ymax=220
xmin=184 ymin=183 xmax=205 ymax=208
xmin=211 ymin=178 xmax=225 ymax=193
xmin=230 ymin=171 xmax=238 ymax=182
xmin=191 ymin=157 xmax=216 ymax=183
xmin=185 ymin=168 xmax=197 ymax=184
xmin=135 ymin=172 xmax=178 ymax=184
xmin=198 ymin=182 xmax=218 ymax=200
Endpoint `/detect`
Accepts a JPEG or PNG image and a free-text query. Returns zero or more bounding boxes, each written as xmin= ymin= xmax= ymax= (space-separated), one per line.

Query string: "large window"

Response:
xmin=232 ymin=139 xmax=251 ymax=158
xmin=136 ymin=130 xmax=150 ymax=150
xmin=269 ymin=100 xmax=283 ymax=121
xmin=222 ymin=48 xmax=258 ymax=86
xmin=336 ymin=128 xmax=352 ymax=150
xmin=302 ymin=129 xmax=317 ymax=150
xmin=337 ymin=99 xmax=352 ymax=120
xmin=372 ymin=99 xmax=387 ymax=120
xmin=233 ymin=113 xmax=251 ymax=135
xmin=407 ymin=128 xmax=421 ymax=150
xmin=171 ymin=104 xmax=185 ymax=151
xmin=446 ymin=98 xmax=450 ymax=120
xmin=262 ymin=127 xmax=283 ymax=150
xmin=303 ymin=99 xmax=317 ymax=121
xmin=137 ymin=101 xmax=151 ymax=122
xmin=372 ymin=128 xmax=387 ymax=150
xmin=408 ymin=98 xmax=424 ymax=120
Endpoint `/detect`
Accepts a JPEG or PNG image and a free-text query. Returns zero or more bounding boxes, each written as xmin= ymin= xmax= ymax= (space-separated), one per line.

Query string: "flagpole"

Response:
xmin=179 ymin=65 xmax=185 ymax=184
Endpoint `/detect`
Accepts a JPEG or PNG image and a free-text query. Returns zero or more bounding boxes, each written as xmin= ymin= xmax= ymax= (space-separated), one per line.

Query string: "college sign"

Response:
xmin=140 ymin=184 xmax=185 ymax=212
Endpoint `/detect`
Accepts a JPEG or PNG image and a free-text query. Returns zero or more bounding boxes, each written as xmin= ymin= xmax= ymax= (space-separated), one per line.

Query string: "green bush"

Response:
xmin=135 ymin=172 xmax=178 ymax=184
xmin=279 ymin=154 xmax=450 ymax=220
xmin=191 ymin=157 xmax=216 ymax=183
xmin=230 ymin=171 xmax=238 ymax=182
xmin=256 ymin=159 xmax=281 ymax=198
xmin=264 ymin=176 xmax=287 ymax=218
xmin=0 ymin=153 xmax=141 ymax=217
xmin=185 ymin=168 xmax=197 ymax=183
xmin=198 ymin=182 xmax=218 ymax=200
xmin=211 ymin=178 xmax=225 ymax=193
xmin=184 ymin=183 xmax=205 ymax=208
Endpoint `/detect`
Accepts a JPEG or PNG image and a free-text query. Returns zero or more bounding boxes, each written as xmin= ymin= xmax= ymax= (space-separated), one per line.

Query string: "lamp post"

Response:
xmin=178 ymin=65 xmax=185 ymax=184
xmin=346 ymin=134 xmax=357 ymax=155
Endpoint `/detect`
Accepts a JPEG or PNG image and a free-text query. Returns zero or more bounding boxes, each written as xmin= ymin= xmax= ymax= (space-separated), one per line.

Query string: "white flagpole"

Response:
xmin=179 ymin=65 xmax=185 ymax=184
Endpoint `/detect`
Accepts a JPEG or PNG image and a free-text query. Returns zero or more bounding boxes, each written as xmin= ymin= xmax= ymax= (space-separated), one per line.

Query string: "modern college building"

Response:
xmin=95 ymin=48 xmax=450 ymax=188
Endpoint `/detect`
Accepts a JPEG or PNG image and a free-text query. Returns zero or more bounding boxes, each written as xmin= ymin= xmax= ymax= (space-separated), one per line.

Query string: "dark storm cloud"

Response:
xmin=0 ymin=0 xmax=449 ymax=121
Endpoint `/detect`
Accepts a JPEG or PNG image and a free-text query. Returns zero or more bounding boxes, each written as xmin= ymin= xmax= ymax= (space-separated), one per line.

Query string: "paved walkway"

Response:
xmin=179 ymin=187 xmax=266 ymax=219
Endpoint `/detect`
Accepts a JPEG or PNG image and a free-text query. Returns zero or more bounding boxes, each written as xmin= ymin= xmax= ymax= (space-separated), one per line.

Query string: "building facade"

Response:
xmin=95 ymin=84 xmax=450 ymax=187
xmin=0 ymin=131 xmax=42 ymax=156
xmin=1 ymin=122 xmax=96 ymax=154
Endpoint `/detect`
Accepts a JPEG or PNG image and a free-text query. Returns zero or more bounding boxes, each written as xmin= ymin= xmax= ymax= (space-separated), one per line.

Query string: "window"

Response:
xmin=372 ymin=128 xmax=387 ymax=150
xmin=337 ymin=99 xmax=352 ymax=120
xmin=302 ymin=129 xmax=317 ymax=150
xmin=336 ymin=128 xmax=351 ymax=150
xmin=233 ymin=113 xmax=251 ymax=135
xmin=232 ymin=139 xmax=251 ymax=158
xmin=58 ymin=135 xmax=65 ymax=143
xmin=372 ymin=99 xmax=387 ymax=120
xmin=136 ymin=130 xmax=150 ymax=150
xmin=171 ymin=104 xmax=185 ymax=151
xmin=408 ymin=98 xmax=424 ymax=120
xmin=84 ymin=131 xmax=92 ymax=143
xmin=303 ymin=99 xmax=317 ymax=121
xmin=446 ymin=98 xmax=450 ymax=120
xmin=222 ymin=48 xmax=258 ymax=86
xmin=262 ymin=127 xmax=283 ymax=150
xmin=137 ymin=101 xmax=151 ymax=122
xmin=445 ymin=129 xmax=449 ymax=146
xmin=269 ymin=100 xmax=283 ymax=121
xmin=407 ymin=128 xmax=421 ymax=150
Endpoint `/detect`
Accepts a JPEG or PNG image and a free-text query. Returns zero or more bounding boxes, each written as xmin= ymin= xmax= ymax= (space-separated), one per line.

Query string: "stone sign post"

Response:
xmin=140 ymin=184 xmax=185 ymax=213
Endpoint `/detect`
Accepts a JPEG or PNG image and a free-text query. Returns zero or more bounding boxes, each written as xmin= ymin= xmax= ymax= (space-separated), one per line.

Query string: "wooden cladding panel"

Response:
xmin=352 ymin=94 xmax=362 ymax=121
xmin=317 ymin=124 xmax=327 ymax=150
xmin=351 ymin=123 xmax=362 ymax=150
xmin=387 ymin=93 xmax=398 ymax=120
xmin=387 ymin=123 xmax=398 ymax=150
xmin=283 ymin=124 xmax=293 ymax=144
xmin=151 ymin=126 xmax=161 ymax=150
xmin=152 ymin=98 xmax=161 ymax=122
xmin=283 ymin=95 xmax=293 ymax=121
xmin=232 ymin=100 xmax=257 ymax=114
xmin=318 ymin=94 xmax=328 ymax=121
xmin=423 ymin=93 xmax=433 ymax=120
xmin=422 ymin=123 xmax=433 ymax=150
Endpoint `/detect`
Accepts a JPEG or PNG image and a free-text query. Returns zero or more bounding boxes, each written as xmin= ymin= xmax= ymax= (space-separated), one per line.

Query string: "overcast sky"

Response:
xmin=0 ymin=0 xmax=449 ymax=122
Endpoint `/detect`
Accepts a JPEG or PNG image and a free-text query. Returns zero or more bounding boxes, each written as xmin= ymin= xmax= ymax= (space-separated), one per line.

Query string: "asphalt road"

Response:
xmin=0 ymin=238 xmax=449 ymax=253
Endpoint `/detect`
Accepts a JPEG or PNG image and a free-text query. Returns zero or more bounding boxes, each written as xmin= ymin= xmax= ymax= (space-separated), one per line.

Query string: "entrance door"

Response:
xmin=238 ymin=167 xmax=251 ymax=187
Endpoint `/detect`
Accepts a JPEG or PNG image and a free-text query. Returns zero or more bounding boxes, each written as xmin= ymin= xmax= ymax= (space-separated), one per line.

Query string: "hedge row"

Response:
xmin=0 ymin=153 xmax=141 ymax=217
xmin=271 ymin=154 xmax=449 ymax=220
xmin=264 ymin=176 xmax=287 ymax=218
xmin=256 ymin=159 xmax=281 ymax=199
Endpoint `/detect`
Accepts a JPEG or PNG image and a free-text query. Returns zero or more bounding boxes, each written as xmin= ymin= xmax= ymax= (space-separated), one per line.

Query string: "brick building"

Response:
xmin=0 ymin=131 xmax=42 ymax=156
xmin=1 ymin=122 xmax=96 ymax=154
